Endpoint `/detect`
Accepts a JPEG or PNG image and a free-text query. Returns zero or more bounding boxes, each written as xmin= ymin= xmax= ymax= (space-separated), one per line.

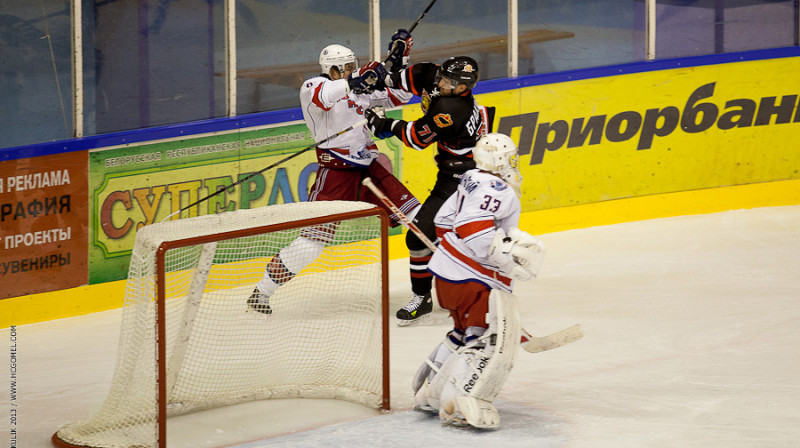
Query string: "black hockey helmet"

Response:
xmin=437 ymin=56 xmax=479 ymax=90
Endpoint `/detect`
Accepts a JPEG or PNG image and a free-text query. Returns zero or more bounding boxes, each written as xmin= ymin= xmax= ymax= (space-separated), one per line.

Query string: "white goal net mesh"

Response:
xmin=54 ymin=201 xmax=387 ymax=448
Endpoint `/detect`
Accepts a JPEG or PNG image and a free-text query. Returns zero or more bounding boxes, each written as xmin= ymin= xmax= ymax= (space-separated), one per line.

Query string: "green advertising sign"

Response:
xmin=89 ymin=122 xmax=403 ymax=284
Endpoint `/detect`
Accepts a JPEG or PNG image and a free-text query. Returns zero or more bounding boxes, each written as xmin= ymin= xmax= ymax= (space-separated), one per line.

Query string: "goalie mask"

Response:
xmin=473 ymin=133 xmax=523 ymax=196
xmin=319 ymin=44 xmax=358 ymax=76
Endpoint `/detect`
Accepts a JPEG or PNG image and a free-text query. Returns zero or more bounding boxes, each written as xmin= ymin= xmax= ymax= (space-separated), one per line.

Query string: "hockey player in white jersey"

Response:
xmin=247 ymin=44 xmax=421 ymax=314
xmin=299 ymin=44 xmax=413 ymax=171
xmin=412 ymin=133 xmax=546 ymax=428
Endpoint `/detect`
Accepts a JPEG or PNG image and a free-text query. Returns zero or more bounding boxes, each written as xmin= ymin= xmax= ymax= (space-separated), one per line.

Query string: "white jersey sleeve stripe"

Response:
xmin=310 ymin=83 xmax=332 ymax=111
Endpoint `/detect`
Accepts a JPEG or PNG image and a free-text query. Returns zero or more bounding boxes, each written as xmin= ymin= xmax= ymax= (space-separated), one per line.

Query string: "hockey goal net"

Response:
xmin=52 ymin=201 xmax=390 ymax=448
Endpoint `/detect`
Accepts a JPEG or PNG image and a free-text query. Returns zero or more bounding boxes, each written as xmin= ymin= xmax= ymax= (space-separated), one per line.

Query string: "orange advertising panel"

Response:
xmin=0 ymin=151 xmax=89 ymax=299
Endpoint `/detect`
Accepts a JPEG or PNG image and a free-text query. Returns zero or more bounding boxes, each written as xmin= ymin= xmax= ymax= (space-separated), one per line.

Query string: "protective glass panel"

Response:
xmin=0 ymin=0 xmax=72 ymax=147
xmin=653 ymin=0 xmax=797 ymax=59
xmin=519 ymin=0 xmax=642 ymax=75
xmin=380 ymin=1 xmax=510 ymax=82
xmin=236 ymin=0 xmax=370 ymax=115
xmin=91 ymin=0 xmax=226 ymax=134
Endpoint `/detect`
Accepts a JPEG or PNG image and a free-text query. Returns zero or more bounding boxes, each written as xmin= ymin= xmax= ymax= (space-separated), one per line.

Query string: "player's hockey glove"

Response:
xmin=348 ymin=61 xmax=388 ymax=94
xmin=365 ymin=106 xmax=396 ymax=139
xmin=387 ymin=28 xmax=413 ymax=71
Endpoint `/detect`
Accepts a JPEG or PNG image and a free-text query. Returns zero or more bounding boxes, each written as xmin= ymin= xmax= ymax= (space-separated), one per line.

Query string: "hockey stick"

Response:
xmin=161 ymin=119 xmax=368 ymax=222
xmin=361 ymin=177 xmax=583 ymax=353
xmin=520 ymin=324 xmax=583 ymax=353
xmin=362 ymin=177 xmax=436 ymax=252
xmin=408 ymin=0 xmax=439 ymax=33
xmin=384 ymin=0 xmax=439 ymax=64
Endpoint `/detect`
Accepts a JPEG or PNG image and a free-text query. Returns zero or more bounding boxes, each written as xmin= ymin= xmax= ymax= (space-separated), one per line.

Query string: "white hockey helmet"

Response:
xmin=319 ymin=44 xmax=358 ymax=75
xmin=473 ymin=133 xmax=523 ymax=196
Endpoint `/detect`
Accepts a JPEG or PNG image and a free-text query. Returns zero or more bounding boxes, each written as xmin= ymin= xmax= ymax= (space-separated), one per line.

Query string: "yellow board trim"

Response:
xmin=3 ymin=179 xmax=798 ymax=328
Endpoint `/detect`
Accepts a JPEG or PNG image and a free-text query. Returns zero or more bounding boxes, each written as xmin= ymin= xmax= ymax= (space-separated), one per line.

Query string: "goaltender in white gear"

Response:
xmin=414 ymin=133 xmax=546 ymax=429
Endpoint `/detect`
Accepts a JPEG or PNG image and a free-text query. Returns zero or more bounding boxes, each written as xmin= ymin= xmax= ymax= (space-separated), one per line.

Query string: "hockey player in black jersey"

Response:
xmin=365 ymin=48 xmax=495 ymax=326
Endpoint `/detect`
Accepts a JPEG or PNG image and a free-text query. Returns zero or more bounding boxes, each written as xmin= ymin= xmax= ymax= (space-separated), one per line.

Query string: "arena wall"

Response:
xmin=2 ymin=48 xmax=799 ymax=327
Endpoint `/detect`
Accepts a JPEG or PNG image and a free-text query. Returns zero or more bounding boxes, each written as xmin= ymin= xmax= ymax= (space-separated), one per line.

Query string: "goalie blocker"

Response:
xmin=412 ymin=289 xmax=521 ymax=429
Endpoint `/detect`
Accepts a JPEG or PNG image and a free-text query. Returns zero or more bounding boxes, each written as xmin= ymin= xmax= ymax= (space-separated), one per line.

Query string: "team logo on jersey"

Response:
xmin=433 ymin=113 xmax=453 ymax=128
xmin=421 ymin=88 xmax=441 ymax=114
xmin=488 ymin=179 xmax=508 ymax=191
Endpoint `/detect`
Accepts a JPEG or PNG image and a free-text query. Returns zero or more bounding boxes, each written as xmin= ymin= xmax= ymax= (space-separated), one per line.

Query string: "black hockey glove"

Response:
xmin=386 ymin=28 xmax=413 ymax=71
xmin=365 ymin=107 xmax=395 ymax=140
xmin=348 ymin=61 xmax=388 ymax=94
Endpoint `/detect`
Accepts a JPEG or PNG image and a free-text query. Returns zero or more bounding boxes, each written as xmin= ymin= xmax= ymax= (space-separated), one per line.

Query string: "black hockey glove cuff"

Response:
xmin=365 ymin=107 xmax=396 ymax=140
xmin=387 ymin=28 xmax=413 ymax=71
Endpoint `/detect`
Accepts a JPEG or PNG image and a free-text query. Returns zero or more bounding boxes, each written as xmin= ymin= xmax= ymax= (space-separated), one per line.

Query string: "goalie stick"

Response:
xmin=161 ymin=119 xmax=368 ymax=222
xmin=361 ymin=177 xmax=583 ymax=353
xmin=520 ymin=324 xmax=583 ymax=353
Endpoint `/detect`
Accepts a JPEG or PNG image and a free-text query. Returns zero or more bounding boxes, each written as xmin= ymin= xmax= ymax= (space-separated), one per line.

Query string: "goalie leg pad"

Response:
xmin=298 ymin=223 xmax=338 ymax=245
xmin=412 ymin=329 xmax=464 ymax=412
xmin=411 ymin=330 xmax=463 ymax=394
xmin=431 ymin=290 xmax=522 ymax=428
xmin=454 ymin=396 xmax=500 ymax=429
xmin=465 ymin=289 xmax=521 ymax=402
xmin=428 ymin=347 xmax=470 ymax=415
xmin=413 ymin=381 xmax=437 ymax=413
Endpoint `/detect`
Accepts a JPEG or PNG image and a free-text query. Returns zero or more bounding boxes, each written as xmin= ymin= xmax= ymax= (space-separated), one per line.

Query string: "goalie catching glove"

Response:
xmin=488 ymin=227 xmax=546 ymax=281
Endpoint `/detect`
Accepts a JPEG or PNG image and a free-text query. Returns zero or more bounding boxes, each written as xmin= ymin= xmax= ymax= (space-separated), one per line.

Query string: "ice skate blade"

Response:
xmin=396 ymin=313 xmax=430 ymax=327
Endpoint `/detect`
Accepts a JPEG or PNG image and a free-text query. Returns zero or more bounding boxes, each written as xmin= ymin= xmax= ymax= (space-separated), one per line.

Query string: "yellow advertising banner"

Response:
xmin=402 ymin=57 xmax=800 ymax=212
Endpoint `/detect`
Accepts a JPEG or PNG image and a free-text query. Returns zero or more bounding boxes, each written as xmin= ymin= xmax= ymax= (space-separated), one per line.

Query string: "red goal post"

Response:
xmin=53 ymin=201 xmax=391 ymax=448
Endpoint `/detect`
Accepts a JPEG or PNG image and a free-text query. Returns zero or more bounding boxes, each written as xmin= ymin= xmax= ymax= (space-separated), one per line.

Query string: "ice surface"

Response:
xmin=6 ymin=206 xmax=800 ymax=448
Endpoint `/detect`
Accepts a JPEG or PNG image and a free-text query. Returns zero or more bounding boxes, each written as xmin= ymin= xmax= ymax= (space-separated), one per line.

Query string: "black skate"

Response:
xmin=247 ymin=288 xmax=272 ymax=315
xmin=396 ymin=292 xmax=432 ymax=326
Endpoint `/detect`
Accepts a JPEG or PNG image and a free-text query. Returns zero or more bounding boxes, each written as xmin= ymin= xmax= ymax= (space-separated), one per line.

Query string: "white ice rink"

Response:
xmin=6 ymin=205 xmax=800 ymax=448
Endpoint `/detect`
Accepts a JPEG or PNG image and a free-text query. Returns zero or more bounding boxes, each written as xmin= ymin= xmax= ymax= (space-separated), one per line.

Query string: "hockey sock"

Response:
xmin=409 ymin=250 xmax=433 ymax=295
xmin=279 ymin=236 xmax=326 ymax=274
xmin=257 ymin=236 xmax=326 ymax=293
xmin=256 ymin=256 xmax=290 ymax=295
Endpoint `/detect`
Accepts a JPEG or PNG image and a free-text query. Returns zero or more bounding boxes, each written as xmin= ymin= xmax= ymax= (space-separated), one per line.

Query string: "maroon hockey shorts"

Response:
xmin=309 ymin=160 xmax=419 ymax=227
xmin=434 ymin=277 xmax=491 ymax=330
